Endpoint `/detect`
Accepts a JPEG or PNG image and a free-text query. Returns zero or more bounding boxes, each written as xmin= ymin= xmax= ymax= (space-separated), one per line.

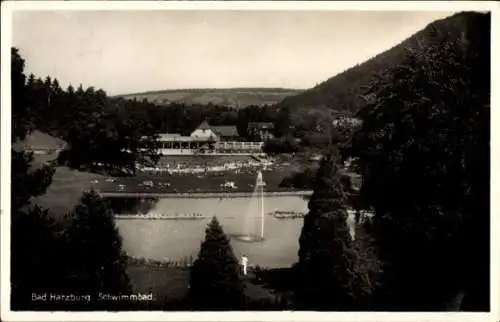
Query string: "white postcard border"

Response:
xmin=1 ymin=1 xmax=498 ymax=322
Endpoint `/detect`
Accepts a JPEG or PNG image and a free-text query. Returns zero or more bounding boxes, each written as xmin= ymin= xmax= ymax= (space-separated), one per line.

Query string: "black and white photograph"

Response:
xmin=1 ymin=1 xmax=497 ymax=320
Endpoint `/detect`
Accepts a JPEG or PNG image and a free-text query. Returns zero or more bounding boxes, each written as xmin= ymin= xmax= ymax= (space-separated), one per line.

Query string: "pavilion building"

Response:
xmin=156 ymin=121 xmax=264 ymax=155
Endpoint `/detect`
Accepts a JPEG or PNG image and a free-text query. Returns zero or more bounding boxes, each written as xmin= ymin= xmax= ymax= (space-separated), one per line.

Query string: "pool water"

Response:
xmin=116 ymin=195 xmax=355 ymax=268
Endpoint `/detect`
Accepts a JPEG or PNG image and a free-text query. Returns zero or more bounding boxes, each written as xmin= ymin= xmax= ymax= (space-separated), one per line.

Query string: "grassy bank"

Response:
xmin=126 ymin=258 xmax=290 ymax=310
xmin=33 ymin=166 xmax=108 ymax=219
xmin=95 ymin=167 xmax=297 ymax=194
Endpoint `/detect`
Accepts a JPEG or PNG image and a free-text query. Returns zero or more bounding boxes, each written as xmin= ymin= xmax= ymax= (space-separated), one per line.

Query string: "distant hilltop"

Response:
xmin=114 ymin=87 xmax=303 ymax=108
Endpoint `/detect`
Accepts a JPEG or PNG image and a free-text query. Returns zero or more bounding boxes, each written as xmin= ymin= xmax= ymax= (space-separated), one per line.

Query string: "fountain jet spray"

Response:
xmin=255 ymin=170 xmax=265 ymax=239
xmin=236 ymin=170 xmax=266 ymax=243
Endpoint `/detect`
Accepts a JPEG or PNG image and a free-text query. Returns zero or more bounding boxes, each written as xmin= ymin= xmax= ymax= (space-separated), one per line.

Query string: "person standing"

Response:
xmin=241 ymin=255 xmax=248 ymax=276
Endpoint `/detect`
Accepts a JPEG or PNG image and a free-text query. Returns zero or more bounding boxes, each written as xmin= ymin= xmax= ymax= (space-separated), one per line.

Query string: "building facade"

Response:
xmin=248 ymin=122 xmax=275 ymax=141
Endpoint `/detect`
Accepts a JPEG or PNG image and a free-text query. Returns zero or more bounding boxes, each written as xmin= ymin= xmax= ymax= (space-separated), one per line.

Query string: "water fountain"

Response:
xmin=232 ymin=170 xmax=266 ymax=243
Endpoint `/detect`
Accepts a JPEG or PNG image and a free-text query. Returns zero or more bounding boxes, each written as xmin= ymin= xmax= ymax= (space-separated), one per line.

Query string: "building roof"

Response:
xmin=159 ymin=133 xmax=181 ymax=139
xmin=248 ymin=122 xmax=274 ymax=129
xmin=192 ymin=120 xmax=239 ymax=138
xmin=211 ymin=125 xmax=239 ymax=137
xmin=158 ymin=134 xmax=214 ymax=142
xmin=13 ymin=130 xmax=67 ymax=151
xmin=196 ymin=120 xmax=211 ymax=131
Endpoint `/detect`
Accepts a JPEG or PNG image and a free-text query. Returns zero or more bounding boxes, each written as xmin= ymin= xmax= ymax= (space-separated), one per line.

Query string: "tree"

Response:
xmin=236 ymin=108 xmax=250 ymax=139
xmin=349 ymin=12 xmax=490 ymax=310
xmin=296 ymin=151 xmax=370 ymax=310
xmin=273 ymin=106 xmax=293 ymax=137
xmin=10 ymin=47 xmax=61 ymax=309
xmin=11 ymin=150 xmax=55 ymax=212
xmin=10 ymin=205 xmax=65 ymax=310
xmin=11 ymin=48 xmax=31 ymax=141
xmin=278 ymin=167 xmax=317 ymax=190
xmin=262 ymin=135 xmax=299 ymax=155
xmin=55 ymin=85 xmax=161 ymax=174
xmin=62 ymin=190 xmax=132 ymax=309
xmin=188 ymin=217 xmax=246 ymax=310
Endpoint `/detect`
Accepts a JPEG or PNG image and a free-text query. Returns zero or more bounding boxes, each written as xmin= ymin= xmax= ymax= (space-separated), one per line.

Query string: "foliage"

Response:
xmin=62 ymin=190 xmax=132 ymax=309
xmin=262 ymin=136 xmax=300 ymax=155
xmin=126 ymin=255 xmax=194 ymax=269
xmin=349 ymin=12 xmax=490 ymax=310
xmin=296 ymin=152 xmax=374 ymax=310
xmin=188 ymin=217 xmax=246 ymax=310
xmin=278 ymin=167 xmax=317 ymax=190
xmin=11 ymin=48 xmax=33 ymax=141
xmin=279 ymin=164 xmax=360 ymax=207
xmin=252 ymin=266 xmax=299 ymax=293
xmin=236 ymin=105 xmax=277 ymax=139
xmin=11 ymin=150 xmax=56 ymax=212
xmin=10 ymin=206 xmax=66 ymax=310
xmin=11 ymin=49 xmax=57 ymax=210
xmin=21 ymin=69 xmax=161 ymax=174
xmin=10 ymin=47 xmax=63 ymax=310
xmin=351 ymin=220 xmax=383 ymax=309
xmin=103 ymin=197 xmax=159 ymax=215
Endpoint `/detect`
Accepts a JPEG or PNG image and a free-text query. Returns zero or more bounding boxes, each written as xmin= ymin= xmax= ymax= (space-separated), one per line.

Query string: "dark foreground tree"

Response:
xmin=296 ymin=152 xmax=374 ymax=310
xmin=11 ymin=47 xmax=33 ymax=141
xmin=188 ymin=217 xmax=246 ymax=310
xmin=350 ymin=12 xmax=490 ymax=310
xmin=11 ymin=48 xmax=56 ymax=210
xmin=10 ymin=47 xmax=62 ymax=310
xmin=10 ymin=206 xmax=65 ymax=310
xmin=63 ymin=190 xmax=131 ymax=309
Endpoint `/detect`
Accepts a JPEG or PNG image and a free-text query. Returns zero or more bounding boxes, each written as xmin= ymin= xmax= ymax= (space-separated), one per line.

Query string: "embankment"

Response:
xmin=98 ymin=190 xmax=313 ymax=198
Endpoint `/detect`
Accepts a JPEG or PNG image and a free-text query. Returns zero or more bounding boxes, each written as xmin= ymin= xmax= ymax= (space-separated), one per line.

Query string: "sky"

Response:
xmin=12 ymin=10 xmax=456 ymax=96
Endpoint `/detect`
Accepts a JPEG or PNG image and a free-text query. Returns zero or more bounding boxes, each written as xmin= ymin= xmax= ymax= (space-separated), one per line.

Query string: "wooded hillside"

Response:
xmin=275 ymin=12 xmax=479 ymax=133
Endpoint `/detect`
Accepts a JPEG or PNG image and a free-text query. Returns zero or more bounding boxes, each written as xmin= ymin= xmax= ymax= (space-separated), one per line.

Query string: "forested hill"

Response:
xmin=275 ymin=11 xmax=481 ymax=116
xmin=115 ymin=88 xmax=303 ymax=108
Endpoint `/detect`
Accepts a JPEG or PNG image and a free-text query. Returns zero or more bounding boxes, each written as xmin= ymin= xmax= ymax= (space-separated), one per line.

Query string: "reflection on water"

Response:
xmin=116 ymin=196 xmax=356 ymax=268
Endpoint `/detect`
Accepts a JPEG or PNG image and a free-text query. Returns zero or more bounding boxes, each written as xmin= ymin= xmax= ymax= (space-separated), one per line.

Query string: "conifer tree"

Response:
xmin=297 ymin=151 xmax=365 ymax=310
xmin=63 ymin=190 xmax=131 ymax=308
xmin=11 ymin=48 xmax=31 ymax=141
xmin=10 ymin=47 xmax=60 ymax=309
xmin=188 ymin=217 xmax=246 ymax=310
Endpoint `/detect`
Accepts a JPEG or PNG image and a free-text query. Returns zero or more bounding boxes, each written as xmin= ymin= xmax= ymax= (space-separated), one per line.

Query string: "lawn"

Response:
xmin=127 ymin=265 xmax=189 ymax=308
xmin=33 ymin=166 xmax=108 ymax=219
xmin=95 ymin=168 xmax=299 ymax=194
xmin=126 ymin=263 xmax=280 ymax=310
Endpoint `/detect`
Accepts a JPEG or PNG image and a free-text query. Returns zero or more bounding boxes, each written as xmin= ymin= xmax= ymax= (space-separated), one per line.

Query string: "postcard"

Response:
xmin=1 ymin=1 xmax=498 ymax=321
